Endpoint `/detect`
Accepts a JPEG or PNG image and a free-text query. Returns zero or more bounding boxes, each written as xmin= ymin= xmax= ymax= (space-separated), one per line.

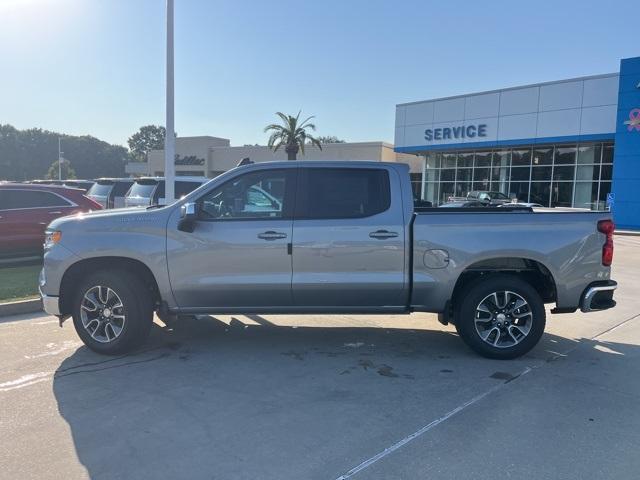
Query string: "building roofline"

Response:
xmin=396 ymin=72 xmax=619 ymax=107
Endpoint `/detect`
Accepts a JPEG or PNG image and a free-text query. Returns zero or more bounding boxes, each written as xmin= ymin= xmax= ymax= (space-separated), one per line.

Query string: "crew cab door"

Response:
xmin=166 ymin=168 xmax=296 ymax=308
xmin=291 ymin=166 xmax=406 ymax=307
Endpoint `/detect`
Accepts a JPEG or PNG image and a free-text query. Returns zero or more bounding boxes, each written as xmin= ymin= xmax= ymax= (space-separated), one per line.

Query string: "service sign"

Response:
xmin=424 ymin=124 xmax=488 ymax=142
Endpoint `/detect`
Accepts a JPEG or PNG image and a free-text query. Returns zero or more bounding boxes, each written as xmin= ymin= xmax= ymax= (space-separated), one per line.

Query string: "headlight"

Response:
xmin=44 ymin=230 xmax=62 ymax=250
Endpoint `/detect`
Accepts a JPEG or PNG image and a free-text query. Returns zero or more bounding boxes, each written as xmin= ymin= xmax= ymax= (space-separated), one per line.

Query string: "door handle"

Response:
xmin=257 ymin=231 xmax=287 ymax=240
xmin=369 ymin=230 xmax=399 ymax=239
xmin=48 ymin=211 xmax=62 ymax=215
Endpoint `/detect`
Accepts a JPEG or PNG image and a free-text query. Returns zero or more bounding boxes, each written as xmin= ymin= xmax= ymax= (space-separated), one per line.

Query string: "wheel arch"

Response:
xmin=451 ymin=257 xmax=557 ymax=314
xmin=59 ymin=256 xmax=161 ymax=316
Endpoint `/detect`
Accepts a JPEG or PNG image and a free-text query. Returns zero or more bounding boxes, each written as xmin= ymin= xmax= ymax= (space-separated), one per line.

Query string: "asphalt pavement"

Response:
xmin=1 ymin=236 xmax=639 ymax=480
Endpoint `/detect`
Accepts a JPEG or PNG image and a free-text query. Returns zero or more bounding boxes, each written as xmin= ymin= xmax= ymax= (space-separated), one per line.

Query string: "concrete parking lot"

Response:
xmin=1 ymin=236 xmax=639 ymax=480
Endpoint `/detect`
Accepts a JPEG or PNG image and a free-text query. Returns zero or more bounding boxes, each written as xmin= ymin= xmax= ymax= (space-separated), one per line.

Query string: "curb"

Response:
xmin=0 ymin=298 xmax=43 ymax=317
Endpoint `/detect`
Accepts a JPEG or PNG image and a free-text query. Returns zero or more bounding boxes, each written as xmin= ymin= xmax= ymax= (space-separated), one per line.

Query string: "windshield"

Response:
xmin=128 ymin=181 xmax=157 ymax=198
xmin=87 ymin=182 xmax=114 ymax=197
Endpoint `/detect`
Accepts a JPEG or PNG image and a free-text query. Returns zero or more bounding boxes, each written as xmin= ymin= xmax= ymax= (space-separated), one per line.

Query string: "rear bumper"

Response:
xmin=40 ymin=288 xmax=61 ymax=316
xmin=580 ymin=280 xmax=617 ymax=313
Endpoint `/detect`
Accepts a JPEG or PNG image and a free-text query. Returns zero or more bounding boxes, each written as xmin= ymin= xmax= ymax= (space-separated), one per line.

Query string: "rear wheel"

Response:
xmin=72 ymin=270 xmax=153 ymax=355
xmin=454 ymin=274 xmax=545 ymax=359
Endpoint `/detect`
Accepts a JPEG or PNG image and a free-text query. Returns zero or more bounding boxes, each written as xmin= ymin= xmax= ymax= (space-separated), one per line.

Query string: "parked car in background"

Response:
xmin=439 ymin=200 xmax=492 ymax=208
xmin=87 ymin=178 xmax=134 ymax=209
xmin=124 ymin=176 xmax=209 ymax=208
xmin=0 ymin=183 xmax=102 ymax=258
xmin=466 ymin=191 xmax=513 ymax=205
xmin=29 ymin=179 xmax=95 ymax=193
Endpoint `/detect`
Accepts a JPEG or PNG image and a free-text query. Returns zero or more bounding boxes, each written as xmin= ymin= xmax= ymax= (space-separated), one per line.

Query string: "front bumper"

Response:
xmin=40 ymin=288 xmax=61 ymax=316
xmin=580 ymin=280 xmax=617 ymax=313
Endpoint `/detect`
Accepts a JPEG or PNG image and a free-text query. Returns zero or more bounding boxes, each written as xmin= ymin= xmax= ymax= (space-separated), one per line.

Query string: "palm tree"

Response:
xmin=264 ymin=111 xmax=322 ymax=160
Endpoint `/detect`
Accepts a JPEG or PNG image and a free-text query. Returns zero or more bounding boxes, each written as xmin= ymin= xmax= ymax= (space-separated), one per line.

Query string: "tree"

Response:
xmin=127 ymin=125 xmax=166 ymax=162
xmin=264 ymin=111 xmax=322 ymax=160
xmin=0 ymin=124 xmax=128 ymax=181
xmin=315 ymin=135 xmax=345 ymax=144
xmin=46 ymin=160 xmax=76 ymax=180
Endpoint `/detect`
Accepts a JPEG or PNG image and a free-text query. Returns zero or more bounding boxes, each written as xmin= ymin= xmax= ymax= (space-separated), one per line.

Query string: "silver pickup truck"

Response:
xmin=39 ymin=161 xmax=617 ymax=359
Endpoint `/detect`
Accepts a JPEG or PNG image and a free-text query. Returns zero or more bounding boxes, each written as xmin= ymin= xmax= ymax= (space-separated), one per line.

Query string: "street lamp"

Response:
xmin=164 ymin=0 xmax=176 ymax=203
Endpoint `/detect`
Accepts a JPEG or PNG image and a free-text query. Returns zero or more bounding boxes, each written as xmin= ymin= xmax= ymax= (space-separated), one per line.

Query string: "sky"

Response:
xmin=1 ymin=0 xmax=638 ymax=148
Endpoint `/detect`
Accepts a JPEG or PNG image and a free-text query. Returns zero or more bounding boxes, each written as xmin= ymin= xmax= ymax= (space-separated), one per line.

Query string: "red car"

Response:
xmin=0 ymin=183 xmax=102 ymax=258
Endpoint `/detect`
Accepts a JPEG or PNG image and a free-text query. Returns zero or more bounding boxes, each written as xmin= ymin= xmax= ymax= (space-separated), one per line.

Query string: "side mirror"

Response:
xmin=178 ymin=202 xmax=198 ymax=232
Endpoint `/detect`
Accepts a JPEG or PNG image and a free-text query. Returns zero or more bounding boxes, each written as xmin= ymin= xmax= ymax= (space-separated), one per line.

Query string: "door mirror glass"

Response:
xmin=178 ymin=202 xmax=198 ymax=232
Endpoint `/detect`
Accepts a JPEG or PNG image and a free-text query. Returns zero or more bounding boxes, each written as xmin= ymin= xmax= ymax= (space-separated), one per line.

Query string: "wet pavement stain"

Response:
xmin=377 ymin=365 xmax=399 ymax=378
xmin=490 ymin=371 xmax=515 ymax=381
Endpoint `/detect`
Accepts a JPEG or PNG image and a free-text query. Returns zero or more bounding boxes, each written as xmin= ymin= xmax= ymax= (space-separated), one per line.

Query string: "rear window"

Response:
xmin=0 ymin=189 xmax=72 ymax=209
xmin=127 ymin=181 xmax=158 ymax=198
xmin=296 ymin=168 xmax=390 ymax=219
xmin=88 ymin=182 xmax=114 ymax=197
xmin=112 ymin=181 xmax=134 ymax=196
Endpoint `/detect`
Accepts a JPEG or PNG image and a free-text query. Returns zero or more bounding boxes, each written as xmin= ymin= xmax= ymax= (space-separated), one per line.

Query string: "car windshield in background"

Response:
xmin=128 ymin=181 xmax=157 ymax=198
xmin=88 ymin=183 xmax=113 ymax=196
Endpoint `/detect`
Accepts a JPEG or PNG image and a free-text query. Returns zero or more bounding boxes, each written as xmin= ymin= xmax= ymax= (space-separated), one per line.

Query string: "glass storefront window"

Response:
xmin=602 ymin=144 xmax=614 ymax=164
xmin=574 ymin=181 xmax=599 ymax=209
xmin=440 ymin=168 xmax=455 ymax=182
xmin=512 ymin=149 xmax=532 ymax=166
xmin=554 ymin=146 xmax=577 ymax=164
xmin=457 ymin=153 xmax=474 ymax=168
xmin=418 ymin=142 xmax=613 ymax=208
xmin=530 ymin=182 xmax=551 ymax=206
xmin=456 ymin=168 xmax=472 ymax=182
xmin=578 ymin=145 xmax=602 ymax=165
xmin=551 ymin=182 xmax=574 ymax=207
xmin=510 ymin=167 xmax=531 ymax=182
xmin=553 ymin=165 xmax=575 ymax=181
xmin=509 ymin=182 xmax=529 ymax=202
xmin=533 ymin=147 xmax=553 ymax=166
xmin=442 ymin=153 xmax=457 ymax=168
xmin=473 ymin=168 xmax=490 ymax=183
xmin=531 ymin=166 xmax=552 ymax=181
xmin=576 ymin=164 xmax=599 ymax=182
xmin=474 ymin=151 xmax=492 ymax=167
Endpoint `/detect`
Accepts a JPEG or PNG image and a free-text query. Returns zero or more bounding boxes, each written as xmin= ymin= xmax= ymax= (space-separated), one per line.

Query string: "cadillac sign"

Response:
xmin=424 ymin=124 xmax=488 ymax=142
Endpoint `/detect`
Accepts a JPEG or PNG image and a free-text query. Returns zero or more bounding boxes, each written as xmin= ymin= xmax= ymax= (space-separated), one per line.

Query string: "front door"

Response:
xmin=291 ymin=166 xmax=407 ymax=308
xmin=167 ymin=168 xmax=296 ymax=309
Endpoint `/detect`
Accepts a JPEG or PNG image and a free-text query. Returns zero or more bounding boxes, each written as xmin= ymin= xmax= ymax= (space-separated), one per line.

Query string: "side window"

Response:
xmin=0 ymin=190 xmax=71 ymax=209
xmin=112 ymin=182 xmax=133 ymax=196
xmin=198 ymin=169 xmax=291 ymax=220
xmin=297 ymin=168 xmax=390 ymax=219
xmin=175 ymin=181 xmax=201 ymax=198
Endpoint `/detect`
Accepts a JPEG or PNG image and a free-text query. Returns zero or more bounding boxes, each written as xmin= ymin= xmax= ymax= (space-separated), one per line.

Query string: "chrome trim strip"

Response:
xmin=581 ymin=283 xmax=617 ymax=312
xmin=40 ymin=292 xmax=61 ymax=316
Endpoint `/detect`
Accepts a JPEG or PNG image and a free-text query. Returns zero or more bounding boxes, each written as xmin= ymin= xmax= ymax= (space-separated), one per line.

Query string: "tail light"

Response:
xmin=597 ymin=219 xmax=615 ymax=266
xmin=83 ymin=195 xmax=104 ymax=210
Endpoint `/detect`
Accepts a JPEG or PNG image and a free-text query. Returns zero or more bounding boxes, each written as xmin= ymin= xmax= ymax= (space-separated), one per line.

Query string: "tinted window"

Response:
xmin=297 ymin=168 xmax=390 ymax=219
xmin=199 ymin=170 xmax=291 ymax=220
xmin=112 ymin=181 xmax=134 ymax=196
xmin=176 ymin=181 xmax=203 ymax=198
xmin=127 ymin=181 xmax=157 ymax=198
xmin=0 ymin=189 xmax=71 ymax=210
xmin=88 ymin=182 xmax=114 ymax=197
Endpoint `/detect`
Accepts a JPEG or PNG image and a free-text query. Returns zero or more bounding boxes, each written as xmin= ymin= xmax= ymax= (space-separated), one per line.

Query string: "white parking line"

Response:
xmin=0 ymin=372 xmax=52 ymax=392
xmin=334 ymin=367 xmax=532 ymax=480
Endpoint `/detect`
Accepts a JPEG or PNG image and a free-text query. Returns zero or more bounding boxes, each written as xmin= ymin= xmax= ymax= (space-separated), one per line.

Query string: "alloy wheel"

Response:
xmin=80 ymin=285 xmax=126 ymax=343
xmin=474 ymin=290 xmax=533 ymax=348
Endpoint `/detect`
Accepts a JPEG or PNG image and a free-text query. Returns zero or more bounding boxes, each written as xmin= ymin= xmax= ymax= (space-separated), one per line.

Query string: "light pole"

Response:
xmin=58 ymin=137 xmax=63 ymax=181
xmin=164 ymin=0 xmax=176 ymax=203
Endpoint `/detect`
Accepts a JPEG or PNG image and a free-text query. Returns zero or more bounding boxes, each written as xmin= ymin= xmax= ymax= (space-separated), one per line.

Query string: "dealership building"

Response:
xmin=395 ymin=56 xmax=640 ymax=230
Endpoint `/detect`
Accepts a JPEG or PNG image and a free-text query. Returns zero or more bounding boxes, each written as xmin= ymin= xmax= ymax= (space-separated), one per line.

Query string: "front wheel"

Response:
xmin=72 ymin=270 xmax=154 ymax=355
xmin=455 ymin=274 xmax=546 ymax=359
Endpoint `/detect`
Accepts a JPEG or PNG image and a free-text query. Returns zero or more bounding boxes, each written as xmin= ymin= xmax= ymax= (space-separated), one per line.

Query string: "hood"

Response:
xmin=47 ymin=205 xmax=173 ymax=231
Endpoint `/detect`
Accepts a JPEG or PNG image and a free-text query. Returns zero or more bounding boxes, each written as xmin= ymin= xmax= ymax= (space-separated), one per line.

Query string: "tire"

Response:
xmin=454 ymin=274 xmax=545 ymax=359
xmin=72 ymin=270 xmax=154 ymax=355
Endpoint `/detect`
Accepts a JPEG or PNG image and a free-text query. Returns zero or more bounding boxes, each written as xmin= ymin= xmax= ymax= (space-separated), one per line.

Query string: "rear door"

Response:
xmin=291 ymin=166 xmax=406 ymax=308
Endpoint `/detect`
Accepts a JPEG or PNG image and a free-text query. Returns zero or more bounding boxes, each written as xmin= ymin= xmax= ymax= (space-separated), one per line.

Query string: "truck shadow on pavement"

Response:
xmin=52 ymin=315 xmax=639 ymax=480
